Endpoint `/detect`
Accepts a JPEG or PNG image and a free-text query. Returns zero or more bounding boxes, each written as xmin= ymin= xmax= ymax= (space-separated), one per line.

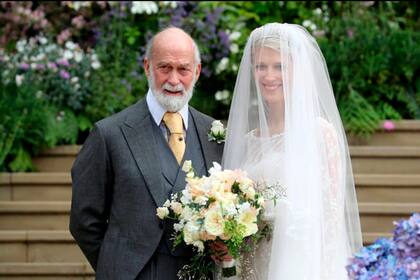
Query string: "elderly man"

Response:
xmin=70 ymin=27 xmax=223 ymax=279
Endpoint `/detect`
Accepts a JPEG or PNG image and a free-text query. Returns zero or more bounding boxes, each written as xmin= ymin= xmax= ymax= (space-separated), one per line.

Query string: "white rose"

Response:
xmin=170 ymin=201 xmax=183 ymax=215
xmin=211 ymin=120 xmax=225 ymax=135
xmin=156 ymin=207 xmax=169 ymax=219
xmin=182 ymin=160 xmax=192 ymax=173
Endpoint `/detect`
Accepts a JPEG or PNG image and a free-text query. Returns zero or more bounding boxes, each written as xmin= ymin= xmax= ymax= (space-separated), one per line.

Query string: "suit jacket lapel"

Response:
xmin=189 ymin=107 xmax=223 ymax=173
xmin=121 ymin=99 xmax=167 ymax=207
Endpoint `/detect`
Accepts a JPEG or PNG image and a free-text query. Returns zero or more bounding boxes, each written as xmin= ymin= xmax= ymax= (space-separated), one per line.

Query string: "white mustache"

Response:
xmin=162 ymin=83 xmax=186 ymax=93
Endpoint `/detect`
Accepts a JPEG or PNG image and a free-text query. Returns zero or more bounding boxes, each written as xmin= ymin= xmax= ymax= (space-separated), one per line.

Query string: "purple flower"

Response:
xmin=47 ymin=62 xmax=57 ymax=70
xmin=59 ymin=69 xmax=70 ymax=79
xmin=347 ymin=29 xmax=354 ymax=39
xmin=19 ymin=63 xmax=30 ymax=70
xmin=347 ymin=213 xmax=420 ymax=279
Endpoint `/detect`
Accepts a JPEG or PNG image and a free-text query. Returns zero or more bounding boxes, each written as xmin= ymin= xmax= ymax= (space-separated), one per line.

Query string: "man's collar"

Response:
xmin=146 ymin=88 xmax=189 ymax=129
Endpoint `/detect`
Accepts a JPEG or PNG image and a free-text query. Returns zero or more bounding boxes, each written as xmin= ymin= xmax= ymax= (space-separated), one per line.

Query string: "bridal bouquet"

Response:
xmin=156 ymin=161 xmax=270 ymax=279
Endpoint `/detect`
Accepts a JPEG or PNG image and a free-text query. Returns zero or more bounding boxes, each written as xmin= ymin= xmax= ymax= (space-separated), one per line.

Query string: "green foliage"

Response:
xmin=321 ymin=2 xmax=420 ymax=135
xmin=1 ymin=2 xmax=419 ymax=171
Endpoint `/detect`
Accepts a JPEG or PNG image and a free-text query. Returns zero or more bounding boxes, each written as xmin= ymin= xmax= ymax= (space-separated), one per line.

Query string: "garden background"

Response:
xmin=1 ymin=1 xmax=419 ymax=172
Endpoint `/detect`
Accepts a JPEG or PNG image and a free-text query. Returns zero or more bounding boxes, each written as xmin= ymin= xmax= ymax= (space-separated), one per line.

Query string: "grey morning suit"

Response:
xmin=70 ymin=98 xmax=223 ymax=279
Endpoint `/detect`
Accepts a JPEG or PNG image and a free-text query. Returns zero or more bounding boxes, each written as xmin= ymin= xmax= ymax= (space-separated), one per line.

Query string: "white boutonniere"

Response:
xmin=208 ymin=120 xmax=226 ymax=144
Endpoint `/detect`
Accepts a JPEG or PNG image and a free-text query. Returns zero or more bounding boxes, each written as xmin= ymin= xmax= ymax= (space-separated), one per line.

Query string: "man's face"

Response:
xmin=144 ymin=35 xmax=201 ymax=112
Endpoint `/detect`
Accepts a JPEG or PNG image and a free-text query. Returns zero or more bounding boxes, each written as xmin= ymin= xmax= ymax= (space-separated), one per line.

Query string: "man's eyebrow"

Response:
xmin=178 ymin=63 xmax=192 ymax=68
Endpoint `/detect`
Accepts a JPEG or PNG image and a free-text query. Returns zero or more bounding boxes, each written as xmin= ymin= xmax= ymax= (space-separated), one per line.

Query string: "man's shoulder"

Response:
xmin=95 ymin=98 xmax=147 ymax=130
xmin=189 ymin=106 xmax=216 ymax=126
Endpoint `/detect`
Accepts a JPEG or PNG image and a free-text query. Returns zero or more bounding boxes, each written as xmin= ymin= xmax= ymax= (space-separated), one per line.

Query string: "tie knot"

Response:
xmin=163 ymin=112 xmax=184 ymax=134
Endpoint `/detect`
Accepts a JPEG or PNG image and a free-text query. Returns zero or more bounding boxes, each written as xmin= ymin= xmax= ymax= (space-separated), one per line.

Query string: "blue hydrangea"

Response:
xmin=347 ymin=213 xmax=420 ymax=279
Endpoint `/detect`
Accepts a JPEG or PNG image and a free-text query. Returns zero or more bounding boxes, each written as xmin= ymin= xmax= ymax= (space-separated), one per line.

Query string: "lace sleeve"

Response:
xmin=319 ymin=119 xmax=348 ymax=278
xmin=320 ymin=119 xmax=341 ymax=196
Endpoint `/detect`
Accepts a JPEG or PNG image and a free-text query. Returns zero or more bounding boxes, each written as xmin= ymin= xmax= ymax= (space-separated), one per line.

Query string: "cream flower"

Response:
xmin=156 ymin=207 xmax=169 ymax=219
xmin=170 ymin=201 xmax=183 ymax=215
xmin=204 ymin=207 xmax=225 ymax=236
xmin=238 ymin=207 xmax=258 ymax=237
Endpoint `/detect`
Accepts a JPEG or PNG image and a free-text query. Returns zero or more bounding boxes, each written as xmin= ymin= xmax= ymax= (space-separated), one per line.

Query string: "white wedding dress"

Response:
xmin=221 ymin=22 xmax=362 ymax=280
xmin=237 ymin=120 xmax=349 ymax=280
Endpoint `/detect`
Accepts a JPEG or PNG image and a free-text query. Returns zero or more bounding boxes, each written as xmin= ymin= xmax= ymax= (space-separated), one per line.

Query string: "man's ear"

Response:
xmin=195 ymin=63 xmax=201 ymax=82
xmin=144 ymin=58 xmax=150 ymax=78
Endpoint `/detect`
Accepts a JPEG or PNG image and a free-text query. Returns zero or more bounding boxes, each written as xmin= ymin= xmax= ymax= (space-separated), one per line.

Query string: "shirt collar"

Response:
xmin=146 ymin=88 xmax=189 ymax=130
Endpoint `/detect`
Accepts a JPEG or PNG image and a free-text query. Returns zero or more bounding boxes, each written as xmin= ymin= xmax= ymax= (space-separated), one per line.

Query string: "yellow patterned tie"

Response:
xmin=163 ymin=112 xmax=185 ymax=164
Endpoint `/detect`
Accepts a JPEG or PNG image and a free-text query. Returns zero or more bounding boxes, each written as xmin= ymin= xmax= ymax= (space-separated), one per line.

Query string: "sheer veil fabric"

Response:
xmin=222 ymin=23 xmax=362 ymax=279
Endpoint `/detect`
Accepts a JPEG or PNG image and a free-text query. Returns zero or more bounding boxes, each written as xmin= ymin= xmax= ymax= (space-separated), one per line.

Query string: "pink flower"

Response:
xmin=383 ymin=120 xmax=395 ymax=131
xmin=59 ymin=69 xmax=70 ymax=79
xmin=56 ymin=59 xmax=70 ymax=67
xmin=71 ymin=15 xmax=85 ymax=29
xmin=347 ymin=29 xmax=354 ymax=39
xmin=57 ymin=29 xmax=71 ymax=45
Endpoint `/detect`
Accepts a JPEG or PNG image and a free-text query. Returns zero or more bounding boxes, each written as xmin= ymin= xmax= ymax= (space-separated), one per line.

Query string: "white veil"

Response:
xmin=222 ymin=23 xmax=362 ymax=279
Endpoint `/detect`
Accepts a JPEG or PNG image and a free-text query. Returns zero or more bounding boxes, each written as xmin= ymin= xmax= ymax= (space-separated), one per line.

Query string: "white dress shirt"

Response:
xmin=146 ymin=88 xmax=188 ymax=141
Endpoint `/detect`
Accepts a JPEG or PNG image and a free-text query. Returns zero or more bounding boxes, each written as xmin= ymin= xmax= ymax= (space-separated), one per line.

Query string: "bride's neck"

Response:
xmin=267 ymin=104 xmax=285 ymax=135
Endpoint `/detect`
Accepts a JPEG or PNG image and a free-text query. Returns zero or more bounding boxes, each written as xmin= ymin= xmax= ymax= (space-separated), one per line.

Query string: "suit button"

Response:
xmin=159 ymin=221 xmax=164 ymax=229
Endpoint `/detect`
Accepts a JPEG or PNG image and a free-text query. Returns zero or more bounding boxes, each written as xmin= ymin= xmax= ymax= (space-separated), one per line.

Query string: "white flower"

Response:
xmin=65 ymin=41 xmax=77 ymax=50
xmin=36 ymin=91 xmax=43 ymax=99
xmin=39 ymin=36 xmax=48 ymax=45
xmin=91 ymin=60 xmax=101 ymax=69
xmin=192 ymin=240 xmax=205 ymax=252
xmin=313 ymin=8 xmax=322 ymax=16
xmin=182 ymin=160 xmax=192 ymax=173
xmin=74 ymin=51 xmax=83 ymax=63
xmin=183 ymin=222 xmax=200 ymax=244
xmin=230 ymin=43 xmax=239 ymax=54
xmin=232 ymin=64 xmax=238 ymax=71
xmin=204 ymin=207 xmax=224 ymax=236
xmin=174 ymin=222 xmax=184 ymax=232
xmin=163 ymin=199 xmax=171 ymax=208
xmin=244 ymin=186 xmax=256 ymax=199
xmin=215 ymin=90 xmax=230 ymax=102
xmin=210 ymin=120 xmax=225 ymax=135
xmin=161 ymin=1 xmax=177 ymax=8
xmin=156 ymin=207 xmax=169 ymax=219
xmin=170 ymin=201 xmax=183 ymax=215
xmin=208 ymin=161 xmax=222 ymax=176
xmin=228 ymin=31 xmax=241 ymax=41
xmin=131 ymin=1 xmax=158 ymax=15
xmin=216 ymin=57 xmax=229 ymax=74
xmin=63 ymin=49 xmax=74 ymax=60
xmin=16 ymin=40 xmax=26 ymax=53
xmin=15 ymin=75 xmax=24 ymax=86
xmin=302 ymin=20 xmax=313 ymax=28
xmin=71 ymin=76 xmax=79 ymax=84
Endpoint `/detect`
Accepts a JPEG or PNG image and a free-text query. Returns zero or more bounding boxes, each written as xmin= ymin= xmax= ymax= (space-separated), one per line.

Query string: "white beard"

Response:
xmin=148 ymin=69 xmax=195 ymax=112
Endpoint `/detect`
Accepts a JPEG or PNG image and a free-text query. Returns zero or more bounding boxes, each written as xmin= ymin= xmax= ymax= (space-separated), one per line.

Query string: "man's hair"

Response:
xmin=145 ymin=26 xmax=201 ymax=66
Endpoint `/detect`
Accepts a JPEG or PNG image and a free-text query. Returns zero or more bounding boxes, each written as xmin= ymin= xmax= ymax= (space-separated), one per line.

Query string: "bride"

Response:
xmin=222 ymin=23 xmax=363 ymax=279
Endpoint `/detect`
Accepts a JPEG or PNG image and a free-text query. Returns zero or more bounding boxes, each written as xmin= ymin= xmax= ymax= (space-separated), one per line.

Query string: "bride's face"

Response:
xmin=254 ymin=47 xmax=284 ymax=105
